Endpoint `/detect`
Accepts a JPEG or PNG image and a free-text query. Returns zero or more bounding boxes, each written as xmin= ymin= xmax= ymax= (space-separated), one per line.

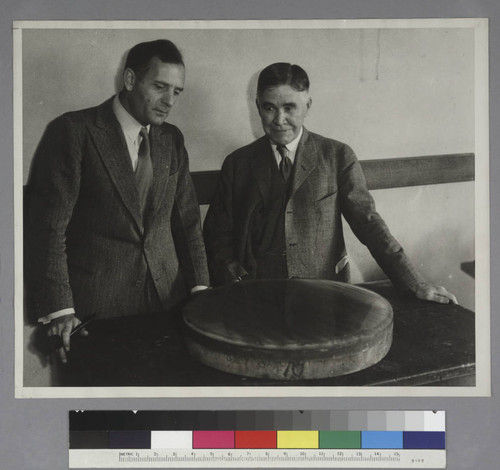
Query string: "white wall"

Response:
xmin=23 ymin=28 xmax=474 ymax=173
xmin=21 ymin=26 xmax=476 ymax=385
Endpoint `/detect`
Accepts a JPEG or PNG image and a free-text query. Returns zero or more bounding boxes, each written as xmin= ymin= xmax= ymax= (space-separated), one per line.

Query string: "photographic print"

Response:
xmin=14 ymin=19 xmax=489 ymax=398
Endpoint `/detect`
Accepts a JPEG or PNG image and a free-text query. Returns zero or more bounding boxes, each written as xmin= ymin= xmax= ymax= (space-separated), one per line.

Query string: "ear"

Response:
xmin=306 ymin=97 xmax=312 ymax=113
xmin=123 ymin=68 xmax=136 ymax=92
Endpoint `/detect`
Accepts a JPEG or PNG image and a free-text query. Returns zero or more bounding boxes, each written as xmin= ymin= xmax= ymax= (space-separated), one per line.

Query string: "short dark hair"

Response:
xmin=257 ymin=63 xmax=310 ymax=95
xmin=124 ymin=39 xmax=184 ymax=78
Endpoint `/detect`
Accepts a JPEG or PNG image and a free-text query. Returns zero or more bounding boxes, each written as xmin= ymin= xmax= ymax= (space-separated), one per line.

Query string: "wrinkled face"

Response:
xmin=123 ymin=57 xmax=185 ymax=126
xmin=256 ymin=84 xmax=312 ymax=146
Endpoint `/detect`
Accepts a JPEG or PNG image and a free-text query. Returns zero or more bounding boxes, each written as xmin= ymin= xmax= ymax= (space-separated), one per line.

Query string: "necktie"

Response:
xmin=277 ymin=145 xmax=292 ymax=182
xmin=135 ymin=127 xmax=153 ymax=216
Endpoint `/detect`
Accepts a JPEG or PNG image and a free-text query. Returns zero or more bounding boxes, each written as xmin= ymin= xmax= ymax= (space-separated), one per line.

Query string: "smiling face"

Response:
xmin=121 ymin=57 xmax=185 ymax=126
xmin=256 ymin=84 xmax=312 ymax=146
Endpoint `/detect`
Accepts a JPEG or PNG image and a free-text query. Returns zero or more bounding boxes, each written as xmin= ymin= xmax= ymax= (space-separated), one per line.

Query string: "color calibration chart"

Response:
xmin=69 ymin=410 xmax=446 ymax=468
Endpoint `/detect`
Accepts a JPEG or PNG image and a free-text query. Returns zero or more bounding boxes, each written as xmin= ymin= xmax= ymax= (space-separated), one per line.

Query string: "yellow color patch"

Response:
xmin=277 ymin=431 xmax=319 ymax=448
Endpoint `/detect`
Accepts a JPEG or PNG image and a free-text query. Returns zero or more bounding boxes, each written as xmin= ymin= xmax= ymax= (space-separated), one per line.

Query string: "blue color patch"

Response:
xmin=361 ymin=431 xmax=403 ymax=449
xmin=108 ymin=431 xmax=151 ymax=449
xmin=403 ymin=432 xmax=446 ymax=449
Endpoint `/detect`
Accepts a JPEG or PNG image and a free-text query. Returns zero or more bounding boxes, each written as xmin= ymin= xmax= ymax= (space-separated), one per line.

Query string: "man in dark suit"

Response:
xmin=25 ymin=40 xmax=209 ymax=363
xmin=204 ymin=62 xmax=456 ymax=304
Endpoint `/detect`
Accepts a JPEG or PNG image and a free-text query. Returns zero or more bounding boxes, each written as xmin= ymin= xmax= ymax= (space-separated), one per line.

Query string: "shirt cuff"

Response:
xmin=38 ymin=308 xmax=75 ymax=325
xmin=190 ymin=285 xmax=209 ymax=294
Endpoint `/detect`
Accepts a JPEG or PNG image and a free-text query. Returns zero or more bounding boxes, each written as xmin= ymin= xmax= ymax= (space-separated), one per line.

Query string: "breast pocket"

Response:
xmin=314 ymin=191 xmax=338 ymax=215
xmin=168 ymin=169 xmax=179 ymax=186
xmin=313 ymin=190 xmax=340 ymax=254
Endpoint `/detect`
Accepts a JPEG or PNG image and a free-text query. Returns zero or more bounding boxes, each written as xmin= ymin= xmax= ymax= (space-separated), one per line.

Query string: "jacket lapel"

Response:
xmin=89 ymin=99 xmax=144 ymax=233
xmin=289 ymin=128 xmax=318 ymax=198
xmin=250 ymin=137 xmax=274 ymax=204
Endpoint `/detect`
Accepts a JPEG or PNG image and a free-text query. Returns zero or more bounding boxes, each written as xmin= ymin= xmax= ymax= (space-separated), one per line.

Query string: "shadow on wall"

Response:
xmin=408 ymin=224 xmax=475 ymax=311
xmin=112 ymin=47 xmax=265 ymax=144
xmin=23 ymin=293 xmax=61 ymax=387
xmin=246 ymin=70 xmax=264 ymax=141
xmin=113 ymin=50 xmax=128 ymax=94
xmin=342 ymin=213 xmax=475 ymax=311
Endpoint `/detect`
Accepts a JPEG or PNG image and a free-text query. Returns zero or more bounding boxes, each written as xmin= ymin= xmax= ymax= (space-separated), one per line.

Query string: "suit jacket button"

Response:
xmin=135 ymin=280 xmax=143 ymax=287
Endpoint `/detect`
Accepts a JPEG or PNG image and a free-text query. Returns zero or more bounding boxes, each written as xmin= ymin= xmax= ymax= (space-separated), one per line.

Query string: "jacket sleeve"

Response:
xmin=203 ymin=155 xmax=249 ymax=286
xmin=25 ymin=115 xmax=83 ymax=320
xmin=170 ymin=129 xmax=210 ymax=288
xmin=337 ymin=145 xmax=425 ymax=293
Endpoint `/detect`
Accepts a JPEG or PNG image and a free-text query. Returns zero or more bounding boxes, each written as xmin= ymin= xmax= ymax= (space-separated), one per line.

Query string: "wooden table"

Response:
xmin=60 ymin=280 xmax=475 ymax=387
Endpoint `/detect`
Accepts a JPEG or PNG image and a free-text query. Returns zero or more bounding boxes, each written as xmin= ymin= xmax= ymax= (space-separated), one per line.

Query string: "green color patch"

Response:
xmin=319 ymin=431 xmax=361 ymax=449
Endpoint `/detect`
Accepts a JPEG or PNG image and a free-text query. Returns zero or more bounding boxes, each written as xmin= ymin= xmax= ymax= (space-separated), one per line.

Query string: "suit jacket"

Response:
xmin=25 ymin=98 xmax=209 ymax=320
xmin=203 ymin=128 xmax=424 ymax=291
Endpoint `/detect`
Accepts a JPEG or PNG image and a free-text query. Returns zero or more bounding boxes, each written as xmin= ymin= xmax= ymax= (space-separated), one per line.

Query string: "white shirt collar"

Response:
xmin=270 ymin=126 xmax=303 ymax=164
xmin=270 ymin=126 xmax=303 ymax=153
xmin=112 ymin=95 xmax=150 ymax=145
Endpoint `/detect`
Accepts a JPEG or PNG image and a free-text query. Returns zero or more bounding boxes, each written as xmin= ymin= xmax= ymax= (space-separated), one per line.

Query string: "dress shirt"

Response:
xmin=270 ymin=126 xmax=303 ymax=167
xmin=112 ymin=95 xmax=150 ymax=171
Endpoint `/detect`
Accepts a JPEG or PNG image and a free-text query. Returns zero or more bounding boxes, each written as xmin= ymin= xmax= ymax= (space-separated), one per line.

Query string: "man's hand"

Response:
xmin=47 ymin=314 xmax=89 ymax=364
xmin=415 ymin=283 xmax=458 ymax=305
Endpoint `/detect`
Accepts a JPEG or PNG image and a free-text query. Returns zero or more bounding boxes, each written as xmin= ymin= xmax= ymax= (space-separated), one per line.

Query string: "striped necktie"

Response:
xmin=277 ymin=144 xmax=292 ymax=182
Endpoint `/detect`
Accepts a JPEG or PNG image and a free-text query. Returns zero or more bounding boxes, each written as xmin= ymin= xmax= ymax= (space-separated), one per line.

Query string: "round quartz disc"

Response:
xmin=182 ymin=279 xmax=393 ymax=380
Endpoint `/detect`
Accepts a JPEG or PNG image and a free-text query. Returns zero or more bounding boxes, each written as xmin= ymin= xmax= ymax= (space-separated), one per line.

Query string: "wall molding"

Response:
xmin=192 ymin=153 xmax=475 ymax=205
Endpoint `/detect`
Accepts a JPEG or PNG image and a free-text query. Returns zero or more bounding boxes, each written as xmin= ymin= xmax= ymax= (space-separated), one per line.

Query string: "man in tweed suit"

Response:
xmin=25 ymin=40 xmax=209 ymax=363
xmin=203 ymin=62 xmax=456 ymax=304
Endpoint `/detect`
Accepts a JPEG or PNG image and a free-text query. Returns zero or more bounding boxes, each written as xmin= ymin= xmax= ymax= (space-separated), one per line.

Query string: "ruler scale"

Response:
xmin=69 ymin=411 xmax=446 ymax=468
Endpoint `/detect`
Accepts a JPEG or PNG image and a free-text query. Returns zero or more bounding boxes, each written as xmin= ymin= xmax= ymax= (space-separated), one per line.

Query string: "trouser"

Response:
xmin=140 ymin=270 xmax=164 ymax=314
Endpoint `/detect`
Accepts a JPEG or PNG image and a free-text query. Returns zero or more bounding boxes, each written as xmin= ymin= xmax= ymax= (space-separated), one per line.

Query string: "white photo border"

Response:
xmin=14 ymin=18 xmax=490 ymax=398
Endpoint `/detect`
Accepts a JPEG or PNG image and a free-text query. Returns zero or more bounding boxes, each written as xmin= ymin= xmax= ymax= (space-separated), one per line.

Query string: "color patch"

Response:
xmin=405 ymin=411 xmax=424 ymax=431
xmin=367 ymin=411 xmax=387 ymax=431
xmin=193 ymin=431 xmax=234 ymax=449
xmin=277 ymin=431 xmax=318 ymax=448
xmin=235 ymin=431 xmax=277 ymax=448
xmin=348 ymin=411 xmax=368 ymax=431
xmin=404 ymin=432 xmax=446 ymax=449
xmin=151 ymin=431 xmax=192 ymax=449
xmin=362 ymin=431 xmax=403 ymax=449
xmin=386 ymin=411 xmax=405 ymax=431
xmin=424 ymin=411 xmax=446 ymax=431
xmin=69 ymin=431 xmax=109 ymax=449
xmin=108 ymin=431 xmax=151 ymax=449
xmin=319 ymin=431 xmax=361 ymax=449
